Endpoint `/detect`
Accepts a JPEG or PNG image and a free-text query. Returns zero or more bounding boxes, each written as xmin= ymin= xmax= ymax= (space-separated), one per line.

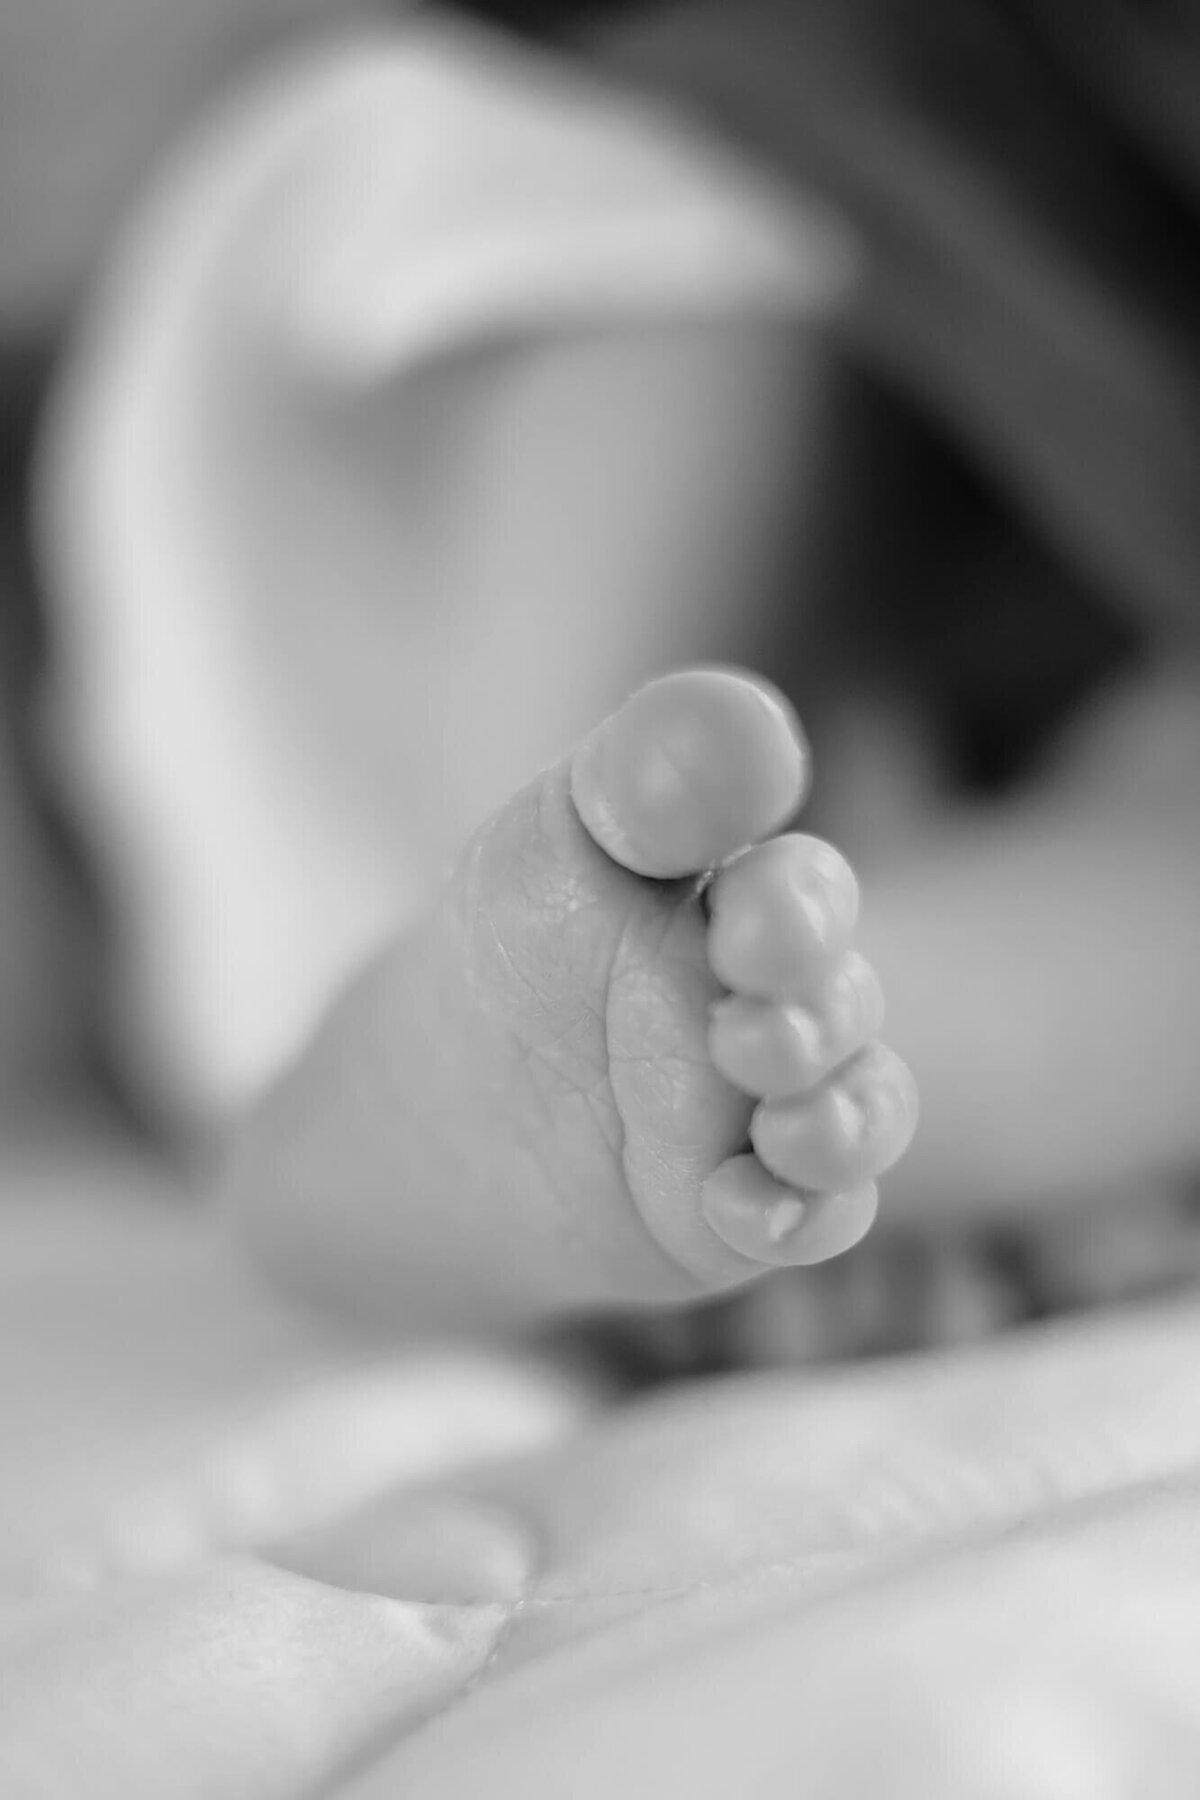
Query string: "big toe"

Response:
xmin=570 ymin=669 xmax=809 ymax=879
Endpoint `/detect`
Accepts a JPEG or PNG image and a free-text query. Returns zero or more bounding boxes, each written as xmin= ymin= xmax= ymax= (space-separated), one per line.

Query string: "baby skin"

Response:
xmin=228 ymin=670 xmax=917 ymax=1333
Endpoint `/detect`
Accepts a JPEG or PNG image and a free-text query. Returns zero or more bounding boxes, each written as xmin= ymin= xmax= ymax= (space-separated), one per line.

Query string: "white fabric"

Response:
xmin=37 ymin=15 xmax=852 ymax=1123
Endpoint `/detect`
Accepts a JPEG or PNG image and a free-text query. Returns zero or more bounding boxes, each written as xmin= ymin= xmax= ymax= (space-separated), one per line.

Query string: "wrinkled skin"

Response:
xmin=4 ymin=4 xmax=1200 ymax=1793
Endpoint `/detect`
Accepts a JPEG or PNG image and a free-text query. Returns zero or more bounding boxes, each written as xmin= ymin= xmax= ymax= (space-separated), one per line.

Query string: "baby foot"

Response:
xmin=231 ymin=670 xmax=916 ymax=1327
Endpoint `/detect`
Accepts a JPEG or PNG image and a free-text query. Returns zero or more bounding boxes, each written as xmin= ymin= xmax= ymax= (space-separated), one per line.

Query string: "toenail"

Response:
xmin=702 ymin=1158 xmax=879 ymax=1266
xmin=784 ymin=1004 xmax=824 ymax=1066
xmin=832 ymin=1084 xmax=871 ymax=1147
xmin=709 ymin=996 xmax=830 ymax=1098
xmin=701 ymin=1156 xmax=812 ymax=1263
xmin=764 ymin=1194 xmax=808 ymax=1244
xmin=825 ymin=952 xmax=885 ymax=1043
xmin=797 ymin=888 xmax=835 ymax=948
xmin=569 ymin=670 xmax=809 ymax=879
xmin=791 ymin=844 xmax=858 ymax=935
xmin=852 ymin=1046 xmax=920 ymax=1139
xmin=750 ymin=1046 xmax=916 ymax=1188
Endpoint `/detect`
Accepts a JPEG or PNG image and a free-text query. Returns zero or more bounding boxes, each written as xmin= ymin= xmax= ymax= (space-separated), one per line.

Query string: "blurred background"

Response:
xmin=3 ymin=0 xmax=1200 ymax=1447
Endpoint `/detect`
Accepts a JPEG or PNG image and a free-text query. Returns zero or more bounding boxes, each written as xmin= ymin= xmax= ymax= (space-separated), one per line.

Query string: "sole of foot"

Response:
xmin=229 ymin=669 xmax=917 ymax=1329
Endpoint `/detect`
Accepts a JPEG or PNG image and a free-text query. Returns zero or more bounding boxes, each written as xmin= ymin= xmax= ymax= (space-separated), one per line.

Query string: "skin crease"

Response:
xmin=586 ymin=0 xmax=1200 ymax=1225
xmin=228 ymin=671 xmax=918 ymax=1327
xmin=9 ymin=0 xmax=1200 ymax=1239
xmin=103 ymin=0 xmax=1192 ymax=1238
xmin=4 ymin=4 xmax=1200 ymax=1793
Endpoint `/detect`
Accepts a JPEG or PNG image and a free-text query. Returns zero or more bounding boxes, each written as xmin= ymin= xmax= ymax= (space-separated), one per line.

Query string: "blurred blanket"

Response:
xmin=0 ymin=1126 xmax=585 ymax=1598
xmin=7 ymin=1126 xmax=1200 ymax=1792
xmin=586 ymin=0 xmax=1200 ymax=641
xmin=36 ymin=11 xmax=842 ymax=1125
xmin=37 ymin=2 xmax=1200 ymax=1130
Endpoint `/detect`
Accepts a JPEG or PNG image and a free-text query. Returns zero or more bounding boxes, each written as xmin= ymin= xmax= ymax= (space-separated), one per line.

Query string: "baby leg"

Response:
xmin=225 ymin=669 xmax=915 ymax=1332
